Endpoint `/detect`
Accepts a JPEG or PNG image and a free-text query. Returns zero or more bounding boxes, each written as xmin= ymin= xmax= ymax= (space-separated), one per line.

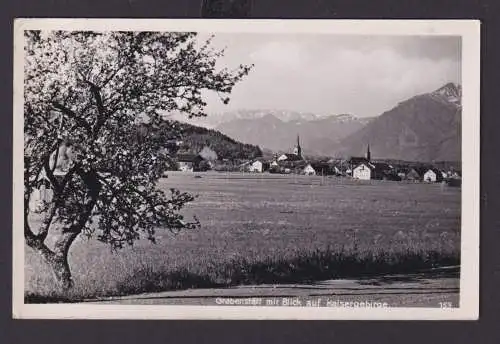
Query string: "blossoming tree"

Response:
xmin=24 ymin=31 xmax=252 ymax=290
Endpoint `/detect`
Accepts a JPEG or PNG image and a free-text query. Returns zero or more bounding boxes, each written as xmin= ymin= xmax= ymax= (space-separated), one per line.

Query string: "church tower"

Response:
xmin=293 ymin=134 xmax=302 ymax=158
xmin=366 ymin=143 xmax=371 ymax=161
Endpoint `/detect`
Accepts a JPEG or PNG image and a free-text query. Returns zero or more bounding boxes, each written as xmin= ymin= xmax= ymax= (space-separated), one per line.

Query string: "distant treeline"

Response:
xmin=310 ymin=157 xmax=461 ymax=173
xmin=371 ymin=159 xmax=461 ymax=173
xmin=133 ymin=120 xmax=263 ymax=161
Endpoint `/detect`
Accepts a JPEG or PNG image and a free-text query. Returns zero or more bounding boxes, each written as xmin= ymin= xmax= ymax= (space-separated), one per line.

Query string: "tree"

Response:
xmin=24 ymin=31 xmax=252 ymax=290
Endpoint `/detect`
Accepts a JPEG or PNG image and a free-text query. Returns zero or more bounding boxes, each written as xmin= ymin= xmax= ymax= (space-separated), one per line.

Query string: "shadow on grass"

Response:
xmin=25 ymin=245 xmax=460 ymax=303
xmin=115 ymin=268 xmax=223 ymax=296
xmin=24 ymin=294 xmax=79 ymax=304
xmin=357 ymin=266 xmax=460 ymax=286
xmin=220 ymin=248 xmax=460 ymax=286
xmin=24 ymin=269 xmax=222 ymax=304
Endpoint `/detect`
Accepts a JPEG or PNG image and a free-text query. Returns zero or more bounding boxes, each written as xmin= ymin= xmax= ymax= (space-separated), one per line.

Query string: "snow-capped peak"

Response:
xmin=432 ymin=82 xmax=462 ymax=105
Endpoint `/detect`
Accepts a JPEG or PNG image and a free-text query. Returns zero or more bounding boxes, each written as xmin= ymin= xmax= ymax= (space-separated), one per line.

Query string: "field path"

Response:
xmin=84 ymin=266 xmax=459 ymax=308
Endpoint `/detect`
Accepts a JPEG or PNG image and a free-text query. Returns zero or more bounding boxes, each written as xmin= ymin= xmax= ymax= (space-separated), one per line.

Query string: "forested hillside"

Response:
xmin=135 ymin=120 xmax=263 ymax=161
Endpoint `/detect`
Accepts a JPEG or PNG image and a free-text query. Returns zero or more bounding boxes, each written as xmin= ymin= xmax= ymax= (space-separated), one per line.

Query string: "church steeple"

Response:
xmin=293 ymin=134 xmax=302 ymax=158
xmin=366 ymin=143 xmax=371 ymax=161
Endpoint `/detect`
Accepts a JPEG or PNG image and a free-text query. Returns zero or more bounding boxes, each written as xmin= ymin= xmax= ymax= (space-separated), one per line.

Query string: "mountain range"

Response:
xmin=169 ymin=82 xmax=462 ymax=162
xmin=336 ymin=83 xmax=461 ymax=162
xmin=216 ymin=112 xmax=373 ymax=157
xmin=168 ymin=109 xmax=324 ymax=129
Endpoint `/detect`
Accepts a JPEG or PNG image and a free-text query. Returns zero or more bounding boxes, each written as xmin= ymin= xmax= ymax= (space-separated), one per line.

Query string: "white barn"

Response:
xmin=423 ymin=169 xmax=437 ymax=182
xmin=303 ymin=164 xmax=316 ymax=176
xmin=353 ymin=163 xmax=372 ymax=180
xmin=249 ymin=160 xmax=263 ymax=173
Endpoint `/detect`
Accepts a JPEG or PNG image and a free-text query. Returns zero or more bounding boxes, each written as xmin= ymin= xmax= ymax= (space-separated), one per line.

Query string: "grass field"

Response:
xmin=25 ymin=172 xmax=461 ymax=301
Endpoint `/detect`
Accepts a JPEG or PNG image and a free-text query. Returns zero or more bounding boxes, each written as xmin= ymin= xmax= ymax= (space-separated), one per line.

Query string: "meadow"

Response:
xmin=25 ymin=172 xmax=461 ymax=301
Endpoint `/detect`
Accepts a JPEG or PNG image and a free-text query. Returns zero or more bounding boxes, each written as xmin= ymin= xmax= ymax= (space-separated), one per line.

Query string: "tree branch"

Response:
xmin=52 ymin=102 xmax=92 ymax=135
xmin=62 ymin=168 xmax=101 ymax=234
xmin=43 ymin=155 xmax=61 ymax=192
xmin=36 ymin=162 xmax=81 ymax=240
xmin=85 ymin=81 xmax=105 ymax=117
xmin=85 ymin=80 xmax=111 ymax=139
xmin=50 ymin=144 xmax=60 ymax=174
xmin=24 ymin=208 xmax=54 ymax=258
xmin=96 ymin=174 xmax=133 ymax=209
xmin=36 ymin=202 xmax=58 ymax=242
xmin=101 ymin=64 xmax=124 ymax=88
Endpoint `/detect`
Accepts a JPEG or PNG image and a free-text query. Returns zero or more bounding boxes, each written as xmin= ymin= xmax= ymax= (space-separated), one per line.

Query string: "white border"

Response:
xmin=12 ymin=19 xmax=480 ymax=320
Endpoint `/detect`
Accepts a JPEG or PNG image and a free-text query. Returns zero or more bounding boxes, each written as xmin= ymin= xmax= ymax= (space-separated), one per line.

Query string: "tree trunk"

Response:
xmin=35 ymin=231 xmax=80 ymax=291
xmin=52 ymin=231 xmax=79 ymax=290
xmin=45 ymin=252 xmax=74 ymax=290
xmin=25 ymin=167 xmax=99 ymax=291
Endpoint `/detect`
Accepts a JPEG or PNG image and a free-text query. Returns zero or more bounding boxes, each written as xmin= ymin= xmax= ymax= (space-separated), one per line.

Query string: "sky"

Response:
xmin=197 ymin=33 xmax=461 ymax=118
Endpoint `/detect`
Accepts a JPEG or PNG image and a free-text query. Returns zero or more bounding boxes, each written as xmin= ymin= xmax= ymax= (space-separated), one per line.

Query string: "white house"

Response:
xmin=249 ymin=160 xmax=263 ymax=173
xmin=446 ymin=170 xmax=461 ymax=179
xmin=270 ymin=160 xmax=279 ymax=168
xmin=178 ymin=161 xmax=194 ymax=172
xmin=423 ymin=169 xmax=436 ymax=182
xmin=177 ymin=153 xmax=204 ymax=172
xmin=303 ymin=164 xmax=316 ymax=176
xmin=277 ymin=153 xmax=302 ymax=162
xmin=277 ymin=154 xmax=289 ymax=162
xmin=423 ymin=168 xmax=445 ymax=183
xmin=353 ymin=163 xmax=372 ymax=180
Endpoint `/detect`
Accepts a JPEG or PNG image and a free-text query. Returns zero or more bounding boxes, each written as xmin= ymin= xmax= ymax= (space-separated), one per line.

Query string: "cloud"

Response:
xmin=250 ymin=41 xmax=304 ymax=69
xmin=199 ymin=34 xmax=461 ymax=118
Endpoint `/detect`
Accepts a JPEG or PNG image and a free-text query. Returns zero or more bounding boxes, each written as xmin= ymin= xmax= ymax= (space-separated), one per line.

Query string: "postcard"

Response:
xmin=13 ymin=18 xmax=480 ymax=320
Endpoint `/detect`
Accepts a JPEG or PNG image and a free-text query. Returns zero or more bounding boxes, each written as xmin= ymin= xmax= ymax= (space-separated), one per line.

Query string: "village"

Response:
xmin=174 ymin=135 xmax=462 ymax=185
xmin=28 ymin=133 xmax=462 ymax=213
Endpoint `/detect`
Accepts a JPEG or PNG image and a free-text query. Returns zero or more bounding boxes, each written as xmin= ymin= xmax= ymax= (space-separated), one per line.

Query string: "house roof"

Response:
xmin=354 ymin=162 xmax=374 ymax=169
xmin=280 ymin=153 xmax=303 ymax=161
xmin=424 ymin=168 xmax=438 ymax=174
xmin=328 ymin=159 xmax=348 ymax=167
xmin=404 ymin=168 xmax=421 ymax=176
xmin=371 ymin=162 xmax=392 ymax=171
xmin=348 ymin=157 xmax=369 ymax=165
xmin=413 ymin=166 xmax=430 ymax=176
xmin=177 ymin=153 xmax=203 ymax=162
xmin=395 ymin=166 xmax=412 ymax=174
xmin=354 ymin=162 xmax=392 ymax=173
xmin=310 ymin=162 xmax=331 ymax=171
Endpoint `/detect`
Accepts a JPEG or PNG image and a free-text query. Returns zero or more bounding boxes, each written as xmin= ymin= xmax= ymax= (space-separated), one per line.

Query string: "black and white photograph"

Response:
xmin=13 ymin=19 xmax=480 ymax=320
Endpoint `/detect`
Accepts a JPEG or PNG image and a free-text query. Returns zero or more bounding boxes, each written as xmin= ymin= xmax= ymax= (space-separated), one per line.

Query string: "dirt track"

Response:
xmin=84 ymin=266 xmax=459 ymax=308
